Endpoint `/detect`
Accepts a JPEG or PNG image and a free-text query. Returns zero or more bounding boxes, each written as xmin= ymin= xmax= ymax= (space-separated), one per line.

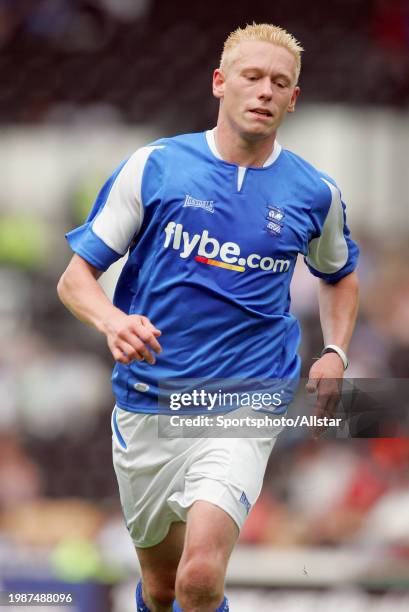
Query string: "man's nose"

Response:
xmin=258 ymin=77 xmax=273 ymax=99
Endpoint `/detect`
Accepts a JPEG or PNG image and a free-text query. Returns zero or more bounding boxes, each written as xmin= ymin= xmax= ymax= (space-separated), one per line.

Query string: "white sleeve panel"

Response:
xmin=92 ymin=145 xmax=163 ymax=255
xmin=306 ymin=179 xmax=349 ymax=274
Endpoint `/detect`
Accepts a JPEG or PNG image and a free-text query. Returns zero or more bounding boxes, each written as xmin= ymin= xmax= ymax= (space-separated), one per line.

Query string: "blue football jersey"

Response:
xmin=66 ymin=129 xmax=359 ymax=414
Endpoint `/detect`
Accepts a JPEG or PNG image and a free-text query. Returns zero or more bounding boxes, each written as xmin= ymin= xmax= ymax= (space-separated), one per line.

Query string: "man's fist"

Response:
xmin=104 ymin=312 xmax=162 ymax=365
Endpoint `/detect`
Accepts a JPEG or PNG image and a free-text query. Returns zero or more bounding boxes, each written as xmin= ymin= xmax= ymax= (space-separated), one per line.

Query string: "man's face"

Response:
xmin=213 ymin=41 xmax=300 ymax=141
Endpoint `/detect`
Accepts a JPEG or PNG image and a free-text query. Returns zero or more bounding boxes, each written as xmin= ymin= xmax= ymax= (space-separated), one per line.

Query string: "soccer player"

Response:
xmin=57 ymin=23 xmax=359 ymax=612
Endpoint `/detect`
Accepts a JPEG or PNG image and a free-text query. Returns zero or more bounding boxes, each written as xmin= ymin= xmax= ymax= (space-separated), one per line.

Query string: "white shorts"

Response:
xmin=111 ymin=405 xmax=278 ymax=548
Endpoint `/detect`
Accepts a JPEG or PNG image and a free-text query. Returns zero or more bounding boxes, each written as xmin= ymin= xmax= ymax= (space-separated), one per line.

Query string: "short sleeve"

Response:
xmin=65 ymin=145 xmax=163 ymax=271
xmin=305 ymin=178 xmax=359 ymax=284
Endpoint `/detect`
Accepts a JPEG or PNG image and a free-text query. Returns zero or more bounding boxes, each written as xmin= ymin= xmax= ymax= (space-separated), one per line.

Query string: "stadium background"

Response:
xmin=1 ymin=0 xmax=409 ymax=610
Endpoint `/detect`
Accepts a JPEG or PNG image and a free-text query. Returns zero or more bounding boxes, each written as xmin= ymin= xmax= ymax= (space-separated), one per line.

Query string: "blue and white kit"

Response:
xmin=67 ymin=128 xmax=359 ymax=415
xmin=67 ymin=128 xmax=359 ymax=545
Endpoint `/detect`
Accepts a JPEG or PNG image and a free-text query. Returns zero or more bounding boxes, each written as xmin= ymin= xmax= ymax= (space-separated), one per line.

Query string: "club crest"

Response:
xmin=265 ymin=205 xmax=285 ymax=236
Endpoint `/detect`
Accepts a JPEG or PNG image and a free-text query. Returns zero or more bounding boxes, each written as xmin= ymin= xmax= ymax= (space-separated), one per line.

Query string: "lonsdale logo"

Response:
xmin=163 ymin=221 xmax=290 ymax=273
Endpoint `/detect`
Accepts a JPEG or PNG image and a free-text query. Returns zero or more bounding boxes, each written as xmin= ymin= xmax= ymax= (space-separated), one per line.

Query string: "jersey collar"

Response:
xmin=205 ymin=128 xmax=282 ymax=168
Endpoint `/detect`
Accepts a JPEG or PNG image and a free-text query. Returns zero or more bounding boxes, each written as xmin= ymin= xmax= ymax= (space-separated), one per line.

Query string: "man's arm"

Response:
xmin=306 ymin=271 xmax=359 ymax=435
xmin=57 ymin=254 xmax=162 ymax=365
xmin=319 ymin=270 xmax=359 ymax=360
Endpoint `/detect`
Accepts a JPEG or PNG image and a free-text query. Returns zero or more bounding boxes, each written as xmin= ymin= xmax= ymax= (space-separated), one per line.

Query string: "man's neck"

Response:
xmin=214 ymin=121 xmax=276 ymax=168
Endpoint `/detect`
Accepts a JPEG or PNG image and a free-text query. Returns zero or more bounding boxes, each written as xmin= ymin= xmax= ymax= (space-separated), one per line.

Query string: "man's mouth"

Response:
xmin=249 ymin=108 xmax=273 ymax=118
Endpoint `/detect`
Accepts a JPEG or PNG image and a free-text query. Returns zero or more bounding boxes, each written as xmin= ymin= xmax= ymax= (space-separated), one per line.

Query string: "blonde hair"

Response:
xmin=220 ymin=23 xmax=303 ymax=83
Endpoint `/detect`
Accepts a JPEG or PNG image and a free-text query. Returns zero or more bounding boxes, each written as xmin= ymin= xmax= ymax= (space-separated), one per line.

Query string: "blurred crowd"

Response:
xmin=0 ymin=0 xmax=409 ymax=130
xmin=242 ymin=437 xmax=409 ymax=551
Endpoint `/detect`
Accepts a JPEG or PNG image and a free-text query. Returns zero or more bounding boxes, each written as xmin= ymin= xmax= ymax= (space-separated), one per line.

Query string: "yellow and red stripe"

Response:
xmin=195 ymin=255 xmax=245 ymax=272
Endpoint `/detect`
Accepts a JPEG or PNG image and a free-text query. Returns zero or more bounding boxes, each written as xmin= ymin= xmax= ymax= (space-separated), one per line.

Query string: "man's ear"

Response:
xmin=213 ymin=68 xmax=226 ymax=100
xmin=287 ymin=86 xmax=300 ymax=113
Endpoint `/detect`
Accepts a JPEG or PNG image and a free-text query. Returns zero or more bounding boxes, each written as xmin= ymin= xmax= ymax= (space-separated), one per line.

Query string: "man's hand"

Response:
xmin=306 ymin=353 xmax=344 ymax=439
xmin=103 ymin=311 xmax=162 ymax=365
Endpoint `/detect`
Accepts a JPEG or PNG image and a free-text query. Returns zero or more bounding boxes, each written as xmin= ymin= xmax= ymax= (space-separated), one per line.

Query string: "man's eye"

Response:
xmin=275 ymin=82 xmax=286 ymax=88
xmin=246 ymin=75 xmax=258 ymax=81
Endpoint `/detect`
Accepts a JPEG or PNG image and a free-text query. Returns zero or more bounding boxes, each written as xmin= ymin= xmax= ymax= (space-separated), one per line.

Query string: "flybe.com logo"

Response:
xmin=163 ymin=221 xmax=290 ymax=273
